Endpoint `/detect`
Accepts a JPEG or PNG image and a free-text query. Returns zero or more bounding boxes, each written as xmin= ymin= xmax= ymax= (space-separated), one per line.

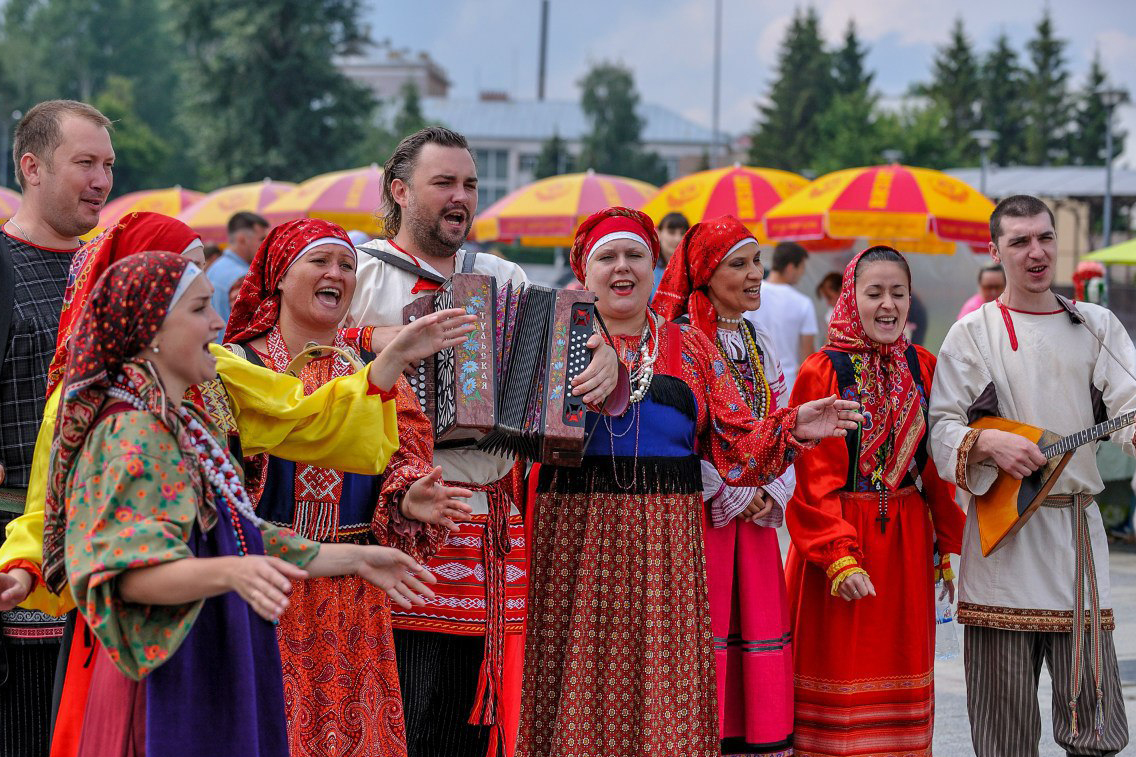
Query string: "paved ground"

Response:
xmin=930 ymin=542 xmax=1136 ymax=757
xmin=775 ymin=534 xmax=1135 ymax=756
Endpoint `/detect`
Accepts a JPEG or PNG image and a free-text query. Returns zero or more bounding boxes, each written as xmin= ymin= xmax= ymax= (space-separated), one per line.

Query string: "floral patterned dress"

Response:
xmin=64 ymin=403 xmax=318 ymax=757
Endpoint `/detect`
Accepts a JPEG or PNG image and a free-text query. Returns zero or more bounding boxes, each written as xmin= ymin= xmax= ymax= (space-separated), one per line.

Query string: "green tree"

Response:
xmin=812 ymin=21 xmax=877 ymax=173
xmin=175 ymin=0 xmax=377 ymax=188
xmin=747 ymin=7 xmax=832 ymax=171
xmin=919 ymin=17 xmax=981 ymax=163
xmin=979 ymin=32 xmax=1027 ymax=167
xmin=874 ymin=102 xmax=964 ymax=170
xmin=1069 ymin=52 xmax=1126 ymax=166
xmin=0 ymin=0 xmax=192 ymax=187
xmin=393 ymin=81 xmax=428 ymax=140
xmin=576 ymin=62 xmax=668 ymax=185
xmin=534 ymin=132 xmax=574 ymax=179
xmin=1023 ymin=9 xmax=1071 ymax=165
xmin=92 ymin=76 xmax=173 ymax=195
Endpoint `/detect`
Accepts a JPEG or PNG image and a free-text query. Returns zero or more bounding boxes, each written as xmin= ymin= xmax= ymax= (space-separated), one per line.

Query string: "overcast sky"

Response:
xmin=366 ymin=0 xmax=1136 ymax=166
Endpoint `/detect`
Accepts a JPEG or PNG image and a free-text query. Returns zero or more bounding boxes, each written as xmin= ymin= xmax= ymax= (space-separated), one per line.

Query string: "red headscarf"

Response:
xmin=224 ymin=218 xmax=355 ymax=344
xmin=569 ymin=207 xmax=659 ymax=284
xmin=827 ymin=246 xmax=925 ymax=491
xmin=43 ymin=251 xmax=202 ymax=594
xmin=652 ymin=215 xmax=757 ymax=339
xmin=46 ymin=211 xmax=202 ymax=397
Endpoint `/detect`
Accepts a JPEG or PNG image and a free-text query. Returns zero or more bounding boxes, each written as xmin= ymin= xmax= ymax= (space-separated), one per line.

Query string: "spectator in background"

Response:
xmin=207 ymin=211 xmax=268 ymax=325
xmin=906 ymin=290 xmax=929 ymax=345
xmin=956 ymin=263 xmax=1005 ymax=320
xmin=744 ymin=241 xmax=817 ymax=389
xmin=202 ymin=243 xmax=223 ymax=269
xmin=816 ymin=271 xmax=842 ymax=326
xmin=654 ymin=211 xmax=690 ymax=290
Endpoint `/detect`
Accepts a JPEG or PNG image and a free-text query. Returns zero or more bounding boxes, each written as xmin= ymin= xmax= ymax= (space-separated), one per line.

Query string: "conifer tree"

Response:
xmin=747 ymin=7 xmax=833 ymax=171
xmin=1070 ymin=52 xmax=1126 ymax=166
xmin=979 ymin=32 xmax=1027 ymax=167
xmin=1022 ymin=9 xmax=1071 ymax=165
xmin=921 ymin=17 xmax=981 ymax=163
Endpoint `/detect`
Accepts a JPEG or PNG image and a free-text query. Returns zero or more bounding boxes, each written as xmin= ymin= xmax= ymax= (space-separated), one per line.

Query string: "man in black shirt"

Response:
xmin=0 ymin=99 xmax=113 ymax=757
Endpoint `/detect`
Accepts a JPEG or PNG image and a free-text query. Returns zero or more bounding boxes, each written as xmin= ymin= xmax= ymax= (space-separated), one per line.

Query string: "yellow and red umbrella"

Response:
xmin=472 ymin=171 xmax=659 ymax=246
xmin=262 ymin=164 xmax=386 ymax=237
xmin=763 ymin=165 xmax=993 ymax=251
xmin=178 ymin=179 xmax=296 ymax=245
xmin=0 ymin=187 xmax=20 ymax=223
xmin=640 ymin=165 xmax=807 ymax=242
xmin=89 ymin=186 xmax=204 ymax=239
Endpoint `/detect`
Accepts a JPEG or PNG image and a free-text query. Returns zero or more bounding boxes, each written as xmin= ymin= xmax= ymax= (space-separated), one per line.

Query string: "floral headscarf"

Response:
xmin=224 ymin=218 xmax=355 ymax=344
xmin=652 ymin=215 xmax=757 ymax=339
xmin=46 ymin=212 xmax=202 ymax=397
xmin=43 ymin=252 xmax=204 ymax=594
xmin=827 ymin=246 xmax=925 ymax=491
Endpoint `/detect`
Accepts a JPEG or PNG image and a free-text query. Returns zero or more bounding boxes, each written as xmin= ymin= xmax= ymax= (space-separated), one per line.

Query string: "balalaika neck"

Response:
xmin=1040 ymin=410 xmax=1136 ymax=459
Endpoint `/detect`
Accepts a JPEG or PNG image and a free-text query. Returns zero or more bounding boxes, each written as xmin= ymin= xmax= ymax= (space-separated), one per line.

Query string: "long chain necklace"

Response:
xmin=604 ymin=311 xmax=659 ymax=489
xmin=107 ymin=375 xmax=262 ymax=555
xmin=716 ymin=324 xmax=772 ymax=419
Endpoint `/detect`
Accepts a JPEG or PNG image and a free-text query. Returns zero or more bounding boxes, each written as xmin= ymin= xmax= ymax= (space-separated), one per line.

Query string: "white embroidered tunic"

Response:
xmin=929 ymin=300 xmax=1136 ymax=631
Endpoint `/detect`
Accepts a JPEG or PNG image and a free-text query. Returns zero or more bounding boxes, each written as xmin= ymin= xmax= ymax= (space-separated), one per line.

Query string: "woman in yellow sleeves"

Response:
xmin=0 ymin=212 xmax=475 ymax=757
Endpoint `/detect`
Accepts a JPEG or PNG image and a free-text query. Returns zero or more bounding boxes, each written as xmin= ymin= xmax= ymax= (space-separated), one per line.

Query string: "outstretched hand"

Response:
xmin=792 ymin=394 xmax=863 ymax=442
xmin=354 ymin=547 xmax=437 ymax=610
xmin=401 ymin=466 xmax=474 ymax=532
xmin=0 ymin=568 xmax=32 ymax=612
xmin=368 ymin=308 xmax=478 ymax=391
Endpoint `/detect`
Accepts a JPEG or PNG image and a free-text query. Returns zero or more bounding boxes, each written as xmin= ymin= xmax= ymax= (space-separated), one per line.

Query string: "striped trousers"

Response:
xmin=964 ymin=625 xmax=1129 ymax=757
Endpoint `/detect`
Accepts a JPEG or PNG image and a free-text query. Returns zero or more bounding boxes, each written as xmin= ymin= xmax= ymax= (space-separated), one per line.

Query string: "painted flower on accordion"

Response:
xmin=462 ymin=360 xmax=478 ymax=374
xmin=462 ymin=376 xmax=478 ymax=396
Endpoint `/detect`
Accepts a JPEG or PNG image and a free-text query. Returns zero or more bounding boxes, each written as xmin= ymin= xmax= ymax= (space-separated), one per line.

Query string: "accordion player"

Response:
xmin=403 ymin=273 xmax=596 ymax=465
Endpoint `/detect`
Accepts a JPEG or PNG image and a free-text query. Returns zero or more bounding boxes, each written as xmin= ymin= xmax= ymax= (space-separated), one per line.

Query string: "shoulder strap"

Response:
xmin=460 ymin=250 xmax=478 ymax=274
xmin=903 ymin=344 xmax=930 ymax=474
xmin=359 ymin=247 xmax=446 ymax=285
xmin=226 ymin=341 xmax=266 ymax=369
xmin=822 ymin=349 xmax=861 ymax=491
xmin=0 ymin=234 xmax=14 ymax=370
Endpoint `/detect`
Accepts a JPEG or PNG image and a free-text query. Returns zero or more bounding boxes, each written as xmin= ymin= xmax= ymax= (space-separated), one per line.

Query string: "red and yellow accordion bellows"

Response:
xmin=404 ymin=273 xmax=596 ymax=465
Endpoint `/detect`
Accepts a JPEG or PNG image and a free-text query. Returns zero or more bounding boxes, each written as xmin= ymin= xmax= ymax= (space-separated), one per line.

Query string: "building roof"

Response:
xmin=420 ymin=97 xmax=721 ymax=146
xmin=945 ymin=166 xmax=1136 ymax=199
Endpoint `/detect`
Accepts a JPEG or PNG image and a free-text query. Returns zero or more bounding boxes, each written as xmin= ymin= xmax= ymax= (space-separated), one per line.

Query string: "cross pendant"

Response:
xmin=876 ymin=511 xmax=890 ymax=534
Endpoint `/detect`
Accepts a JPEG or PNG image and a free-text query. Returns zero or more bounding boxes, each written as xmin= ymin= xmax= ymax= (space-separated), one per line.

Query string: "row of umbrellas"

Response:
xmin=0 ymin=161 xmax=995 ymax=255
xmin=473 ymin=164 xmax=994 ymax=254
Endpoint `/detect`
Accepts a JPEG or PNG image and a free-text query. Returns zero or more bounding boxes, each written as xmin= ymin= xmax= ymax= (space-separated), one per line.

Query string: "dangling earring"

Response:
xmin=150 ymin=342 xmax=161 ymax=354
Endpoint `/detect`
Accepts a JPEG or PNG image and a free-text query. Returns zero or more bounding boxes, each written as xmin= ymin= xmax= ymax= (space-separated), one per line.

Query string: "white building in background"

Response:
xmin=336 ymin=47 xmax=722 ymax=209
xmin=336 ymin=40 xmax=451 ymax=100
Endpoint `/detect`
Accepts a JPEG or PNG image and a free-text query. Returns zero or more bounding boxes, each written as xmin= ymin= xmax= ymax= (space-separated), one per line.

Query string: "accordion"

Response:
xmin=403 ymin=273 xmax=596 ymax=465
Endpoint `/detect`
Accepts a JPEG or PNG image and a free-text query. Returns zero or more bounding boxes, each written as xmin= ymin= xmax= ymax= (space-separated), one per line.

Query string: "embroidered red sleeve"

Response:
xmin=679 ymin=325 xmax=806 ymax=488
xmin=785 ymin=352 xmax=864 ymax=570
xmin=374 ymin=378 xmax=447 ymax=562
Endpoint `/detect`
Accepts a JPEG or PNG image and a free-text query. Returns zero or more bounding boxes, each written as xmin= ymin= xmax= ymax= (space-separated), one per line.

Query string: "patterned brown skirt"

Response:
xmin=519 ymin=462 xmax=719 ymax=757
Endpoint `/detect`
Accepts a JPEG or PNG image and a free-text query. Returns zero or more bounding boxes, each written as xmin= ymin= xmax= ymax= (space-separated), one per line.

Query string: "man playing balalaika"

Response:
xmin=929 ymin=195 xmax=1131 ymax=757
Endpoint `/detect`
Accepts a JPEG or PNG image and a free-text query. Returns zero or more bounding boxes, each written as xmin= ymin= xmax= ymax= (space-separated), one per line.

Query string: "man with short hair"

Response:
xmin=653 ymin=211 xmax=689 ymax=289
xmin=349 ymin=126 xmax=620 ymax=757
xmin=207 ymin=210 xmax=268 ymax=324
xmin=930 ymin=195 xmax=1131 ymax=756
xmin=957 ymin=262 xmax=1006 ymax=320
xmin=0 ymin=99 xmax=114 ymax=757
xmin=743 ymin=241 xmax=817 ymax=389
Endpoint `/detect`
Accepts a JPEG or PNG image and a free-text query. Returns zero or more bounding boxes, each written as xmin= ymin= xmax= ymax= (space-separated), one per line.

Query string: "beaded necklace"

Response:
xmin=716 ymin=323 xmax=773 ymax=420
xmin=107 ymin=374 xmax=262 ymax=556
xmin=602 ymin=309 xmax=661 ymax=489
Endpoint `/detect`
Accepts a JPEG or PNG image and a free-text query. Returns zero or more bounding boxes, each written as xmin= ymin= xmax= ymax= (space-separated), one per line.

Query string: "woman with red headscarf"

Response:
xmin=52 ymin=251 xmax=440 ymax=757
xmin=785 ymin=246 xmax=965 ymax=757
xmin=653 ymin=215 xmax=795 ymax=756
xmin=224 ymin=218 xmax=476 ymax=757
xmin=518 ymin=207 xmax=863 ymax=757
xmin=0 ymin=211 xmax=465 ymax=757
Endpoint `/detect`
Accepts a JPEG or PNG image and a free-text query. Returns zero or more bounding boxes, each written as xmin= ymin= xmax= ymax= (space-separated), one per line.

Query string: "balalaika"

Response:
xmin=969 ymin=409 xmax=1136 ymax=555
xmin=403 ymin=273 xmax=596 ymax=465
